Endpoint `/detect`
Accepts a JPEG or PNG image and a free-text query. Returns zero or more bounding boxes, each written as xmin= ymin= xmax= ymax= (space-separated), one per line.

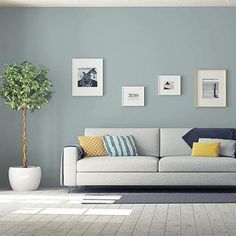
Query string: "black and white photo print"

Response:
xmin=72 ymin=59 xmax=103 ymax=96
xmin=158 ymin=75 xmax=181 ymax=95
xmin=163 ymin=81 xmax=175 ymax=90
xmin=196 ymin=70 xmax=226 ymax=107
xmin=202 ymin=78 xmax=219 ymax=99
xmin=77 ymin=67 xmax=98 ymax=88
xmin=122 ymin=87 xmax=145 ymax=106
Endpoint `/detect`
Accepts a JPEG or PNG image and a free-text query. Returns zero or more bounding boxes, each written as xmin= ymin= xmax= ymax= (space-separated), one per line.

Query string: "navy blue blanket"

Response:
xmin=182 ymin=128 xmax=236 ymax=148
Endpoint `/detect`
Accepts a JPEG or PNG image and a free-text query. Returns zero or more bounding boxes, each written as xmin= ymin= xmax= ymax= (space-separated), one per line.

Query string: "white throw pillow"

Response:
xmin=198 ymin=138 xmax=236 ymax=158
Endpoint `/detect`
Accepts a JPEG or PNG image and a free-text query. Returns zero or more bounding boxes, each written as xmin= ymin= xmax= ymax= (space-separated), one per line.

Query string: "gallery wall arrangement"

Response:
xmin=72 ymin=59 xmax=226 ymax=107
xmin=0 ymin=7 xmax=236 ymax=187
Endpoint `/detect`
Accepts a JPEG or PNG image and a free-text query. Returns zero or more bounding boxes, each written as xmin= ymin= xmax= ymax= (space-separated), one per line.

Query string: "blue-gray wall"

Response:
xmin=0 ymin=7 xmax=236 ymax=187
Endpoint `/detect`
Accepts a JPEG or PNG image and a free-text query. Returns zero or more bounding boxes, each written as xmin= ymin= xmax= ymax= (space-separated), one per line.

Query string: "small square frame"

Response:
xmin=122 ymin=87 xmax=145 ymax=107
xmin=158 ymin=75 xmax=181 ymax=96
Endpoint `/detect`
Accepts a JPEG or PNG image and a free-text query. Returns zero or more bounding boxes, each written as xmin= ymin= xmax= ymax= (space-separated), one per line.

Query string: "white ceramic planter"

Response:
xmin=9 ymin=166 xmax=41 ymax=191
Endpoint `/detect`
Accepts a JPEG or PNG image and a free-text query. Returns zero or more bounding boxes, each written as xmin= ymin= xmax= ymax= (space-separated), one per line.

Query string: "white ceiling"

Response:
xmin=0 ymin=0 xmax=236 ymax=7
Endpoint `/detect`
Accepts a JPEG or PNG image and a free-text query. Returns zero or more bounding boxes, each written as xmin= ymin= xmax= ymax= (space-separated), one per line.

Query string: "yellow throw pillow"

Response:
xmin=78 ymin=136 xmax=108 ymax=157
xmin=192 ymin=142 xmax=220 ymax=157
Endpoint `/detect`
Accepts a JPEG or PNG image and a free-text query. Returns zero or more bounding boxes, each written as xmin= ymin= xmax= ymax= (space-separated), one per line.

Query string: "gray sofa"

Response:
xmin=63 ymin=128 xmax=236 ymax=186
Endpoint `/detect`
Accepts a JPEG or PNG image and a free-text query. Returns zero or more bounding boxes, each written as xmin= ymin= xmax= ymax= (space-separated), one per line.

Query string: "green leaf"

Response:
xmin=0 ymin=61 xmax=54 ymax=111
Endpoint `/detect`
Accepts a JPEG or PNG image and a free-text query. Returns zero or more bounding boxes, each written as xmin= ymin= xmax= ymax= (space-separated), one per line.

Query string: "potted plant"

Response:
xmin=0 ymin=61 xmax=53 ymax=191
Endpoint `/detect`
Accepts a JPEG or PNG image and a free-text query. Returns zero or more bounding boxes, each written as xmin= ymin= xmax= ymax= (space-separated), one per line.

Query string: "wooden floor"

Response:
xmin=0 ymin=188 xmax=236 ymax=236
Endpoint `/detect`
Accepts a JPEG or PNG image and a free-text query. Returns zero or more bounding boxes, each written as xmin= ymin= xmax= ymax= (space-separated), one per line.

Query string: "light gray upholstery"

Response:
xmin=160 ymin=128 xmax=191 ymax=156
xmin=77 ymin=172 xmax=236 ymax=186
xmin=63 ymin=147 xmax=79 ymax=186
xmin=159 ymin=156 xmax=236 ymax=173
xmin=63 ymin=127 xmax=236 ymax=187
xmin=199 ymin=138 xmax=236 ymax=158
xmin=77 ymin=156 xmax=159 ymax=172
xmin=85 ymin=128 xmax=160 ymax=157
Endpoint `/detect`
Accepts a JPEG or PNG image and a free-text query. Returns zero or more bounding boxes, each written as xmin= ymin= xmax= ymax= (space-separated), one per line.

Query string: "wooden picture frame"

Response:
xmin=195 ymin=69 xmax=227 ymax=107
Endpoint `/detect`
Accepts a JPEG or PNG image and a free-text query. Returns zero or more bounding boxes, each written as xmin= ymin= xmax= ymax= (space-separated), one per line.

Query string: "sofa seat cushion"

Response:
xmin=77 ymin=156 xmax=159 ymax=172
xmin=159 ymin=156 xmax=236 ymax=173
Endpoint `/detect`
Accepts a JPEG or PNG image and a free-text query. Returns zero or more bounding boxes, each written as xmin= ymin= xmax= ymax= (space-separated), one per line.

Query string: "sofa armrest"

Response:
xmin=63 ymin=146 xmax=82 ymax=186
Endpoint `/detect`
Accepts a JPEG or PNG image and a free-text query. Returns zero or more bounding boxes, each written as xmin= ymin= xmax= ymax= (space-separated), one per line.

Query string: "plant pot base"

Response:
xmin=9 ymin=166 xmax=41 ymax=191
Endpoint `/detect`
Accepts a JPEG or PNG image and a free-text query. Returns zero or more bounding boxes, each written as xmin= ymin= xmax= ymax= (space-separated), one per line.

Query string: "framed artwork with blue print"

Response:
xmin=72 ymin=58 xmax=103 ymax=96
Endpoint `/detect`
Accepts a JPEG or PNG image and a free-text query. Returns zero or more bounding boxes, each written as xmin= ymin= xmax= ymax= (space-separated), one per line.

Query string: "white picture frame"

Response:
xmin=122 ymin=87 xmax=145 ymax=106
xmin=196 ymin=69 xmax=227 ymax=107
xmin=158 ymin=75 xmax=181 ymax=95
xmin=72 ymin=58 xmax=103 ymax=96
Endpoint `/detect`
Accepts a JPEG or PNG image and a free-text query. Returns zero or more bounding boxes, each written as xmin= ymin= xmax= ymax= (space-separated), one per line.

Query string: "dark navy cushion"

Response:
xmin=182 ymin=128 xmax=236 ymax=148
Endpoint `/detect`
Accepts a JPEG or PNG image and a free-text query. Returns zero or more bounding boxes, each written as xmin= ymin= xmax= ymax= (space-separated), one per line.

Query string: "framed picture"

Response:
xmin=196 ymin=69 xmax=227 ymax=107
xmin=158 ymin=75 xmax=181 ymax=95
xmin=122 ymin=87 xmax=145 ymax=106
xmin=72 ymin=58 xmax=103 ymax=96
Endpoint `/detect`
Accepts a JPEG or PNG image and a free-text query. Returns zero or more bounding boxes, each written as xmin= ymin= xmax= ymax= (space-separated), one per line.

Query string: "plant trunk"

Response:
xmin=22 ymin=108 xmax=28 ymax=168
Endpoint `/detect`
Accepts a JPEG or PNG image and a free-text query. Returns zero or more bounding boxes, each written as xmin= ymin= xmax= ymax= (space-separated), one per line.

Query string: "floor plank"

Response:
xmin=132 ymin=204 xmax=156 ymax=236
xmin=0 ymin=188 xmax=236 ymax=236
xmin=115 ymin=204 xmax=144 ymax=236
xmin=217 ymin=203 xmax=236 ymax=235
xmin=205 ymin=204 xmax=230 ymax=236
xmin=193 ymin=204 xmax=214 ymax=236
xmin=165 ymin=204 xmax=181 ymax=236
xmin=100 ymin=204 xmax=132 ymax=236
xmin=180 ymin=204 xmax=197 ymax=236
xmin=148 ymin=204 xmax=168 ymax=236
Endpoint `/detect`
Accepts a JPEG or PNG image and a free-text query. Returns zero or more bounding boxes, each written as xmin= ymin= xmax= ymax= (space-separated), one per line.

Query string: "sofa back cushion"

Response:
xmin=160 ymin=128 xmax=192 ymax=156
xmin=199 ymin=138 xmax=236 ymax=158
xmin=85 ymin=128 xmax=160 ymax=157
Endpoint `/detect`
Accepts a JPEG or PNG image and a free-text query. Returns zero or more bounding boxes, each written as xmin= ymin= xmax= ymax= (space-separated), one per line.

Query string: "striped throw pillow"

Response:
xmin=103 ymin=135 xmax=138 ymax=157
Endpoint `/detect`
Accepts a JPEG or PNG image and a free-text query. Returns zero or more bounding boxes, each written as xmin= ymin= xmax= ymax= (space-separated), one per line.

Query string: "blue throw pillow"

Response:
xmin=103 ymin=135 xmax=138 ymax=157
xmin=182 ymin=128 xmax=236 ymax=148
